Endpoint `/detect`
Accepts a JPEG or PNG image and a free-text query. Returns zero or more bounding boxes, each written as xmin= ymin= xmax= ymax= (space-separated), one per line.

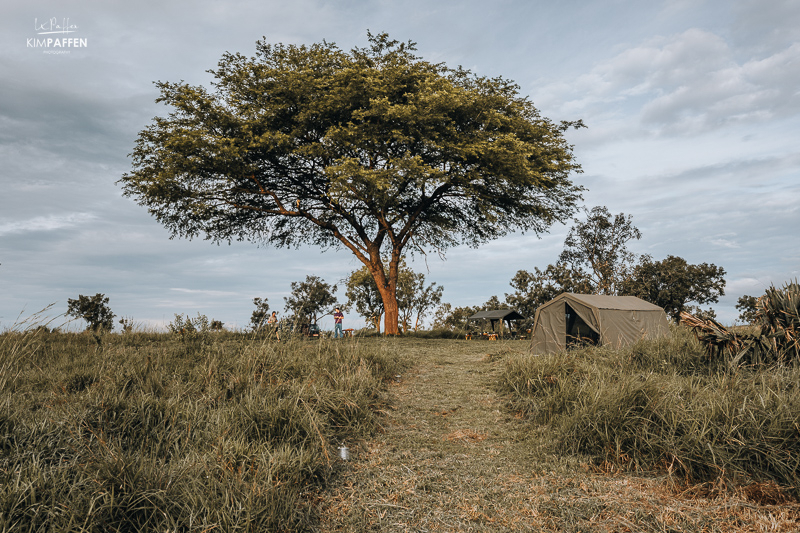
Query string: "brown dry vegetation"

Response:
xmin=313 ymin=339 xmax=800 ymax=532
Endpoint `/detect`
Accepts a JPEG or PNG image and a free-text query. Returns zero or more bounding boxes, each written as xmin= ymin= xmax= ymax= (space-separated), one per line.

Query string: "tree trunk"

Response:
xmin=364 ymin=248 xmax=401 ymax=335
xmin=381 ymin=288 xmax=400 ymax=335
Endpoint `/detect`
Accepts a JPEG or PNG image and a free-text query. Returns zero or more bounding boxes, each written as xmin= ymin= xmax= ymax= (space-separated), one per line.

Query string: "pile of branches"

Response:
xmin=679 ymin=312 xmax=772 ymax=365
xmin=681 ymin=280 xmax=800 ymax=365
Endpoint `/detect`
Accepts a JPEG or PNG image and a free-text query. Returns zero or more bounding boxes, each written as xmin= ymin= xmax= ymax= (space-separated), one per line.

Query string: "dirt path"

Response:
xmin=315 ymin=340 xmax=800 ymax=532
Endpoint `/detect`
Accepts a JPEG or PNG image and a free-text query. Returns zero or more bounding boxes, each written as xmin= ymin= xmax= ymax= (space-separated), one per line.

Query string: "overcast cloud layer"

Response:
xmin=1 ymin=0 xmax=798 ymax=330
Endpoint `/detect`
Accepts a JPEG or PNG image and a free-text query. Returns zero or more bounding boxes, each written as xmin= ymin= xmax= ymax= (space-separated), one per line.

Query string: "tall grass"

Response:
xmin=0 ymin=324 xmax=405 ymax=532
xmin=499 ymin=326 xmax=800 ymax=496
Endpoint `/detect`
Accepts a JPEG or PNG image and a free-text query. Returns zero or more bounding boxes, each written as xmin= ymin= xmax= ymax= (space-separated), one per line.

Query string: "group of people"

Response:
xmin=264 ymin=307 xmax=346 ymax=339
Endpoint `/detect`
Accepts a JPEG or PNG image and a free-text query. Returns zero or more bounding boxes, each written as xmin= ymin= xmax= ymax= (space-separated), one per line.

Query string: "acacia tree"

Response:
xmin=119 ymin=33 xmax=583 ymax=334
xmin=409 ymin=278 xmax=443 ymax=332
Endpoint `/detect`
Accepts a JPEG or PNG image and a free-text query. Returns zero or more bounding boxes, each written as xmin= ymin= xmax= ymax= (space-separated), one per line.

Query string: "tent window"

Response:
xmin=565 ymin=304 xmax=599 ymax=349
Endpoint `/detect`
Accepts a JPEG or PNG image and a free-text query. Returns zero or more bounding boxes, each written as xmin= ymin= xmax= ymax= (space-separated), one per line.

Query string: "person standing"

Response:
xmin=333 ymin=307 xmax=344 ymax=338
xmin=266 ymin=311 xmax=279 ymax=340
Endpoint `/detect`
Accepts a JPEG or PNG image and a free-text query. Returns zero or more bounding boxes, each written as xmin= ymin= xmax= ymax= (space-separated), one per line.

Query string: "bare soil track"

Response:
xmin=313 ymin=339 xmax=800 ymax=532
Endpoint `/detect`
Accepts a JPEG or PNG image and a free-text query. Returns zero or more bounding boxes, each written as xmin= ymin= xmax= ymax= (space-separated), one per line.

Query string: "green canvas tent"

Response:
xmin=530 ymin=293 xmax=669 ymax=354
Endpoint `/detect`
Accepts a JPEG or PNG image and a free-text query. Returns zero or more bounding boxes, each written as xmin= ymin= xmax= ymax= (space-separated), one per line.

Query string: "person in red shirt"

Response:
xmin=333 ymin=307 xmax=344 ymax=338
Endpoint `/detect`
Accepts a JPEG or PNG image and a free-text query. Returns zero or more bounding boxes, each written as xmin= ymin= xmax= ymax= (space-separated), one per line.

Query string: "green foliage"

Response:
xmin=622 ymin=255 xmax=726 ymax=321
xmin=506 ymin=209 xmax=726 ymax=325
xmin=118 ymin=32 xmax=584 ymax=334
xmin=167 ymin=312 xmax=212 ymax=347
xmin=500 ymin=328 xmax=800 ymax=495
xmin=736 ymin=294 xmax=759 ymax=324
xmin=0 ymin=327 xmax=406 ymax=531
xmin=250 ymin=297 xmax=270 ymax=331
xmin=558 ymin=206 xmax=642 ymax=295
xmin=431 ymin=303 xmax=476 ymax=332
xmin=395 ymin=263 xmax=443 ymax=332
xmin=346 ymin=265 xmax=385 ymax=331
xmin=505 ymin=263 xmax=592 ymax=323
xmin=66 ymin=293 xmax=115 ymax=332
xmin=755 ymin=280 xmax=800 ymax=360
xmin=504 ymin=206 xmax=640 ymax=319
xmin=284 ymin=275 xmax=337 ymax=324
xmin=431 ymin=296 xmax=504 ymax=332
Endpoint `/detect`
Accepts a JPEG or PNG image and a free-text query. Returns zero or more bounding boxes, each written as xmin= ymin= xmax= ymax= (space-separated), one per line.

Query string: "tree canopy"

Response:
xmin=345 ymin=264 xmax=385 ymax=332
xmin=284 ymin=275 xmax=338 ymax=324
xmin=503 ymin=208 xmax=726 ymax=321
xmin=620 ymin=255 xmax=726 ymax=321
xmin=119 ymin=32 xmax=584 ymax=334
xmin=249 ymin=297 xmax=270 ymax=331
xmin=66 ymin=293 xmax=115 ymax=332
xmin=558 ymin=206 xmax=641 ymax=295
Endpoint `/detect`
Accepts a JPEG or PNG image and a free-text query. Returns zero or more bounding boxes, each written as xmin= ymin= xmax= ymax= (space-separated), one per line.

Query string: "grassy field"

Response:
xmin=2 ymin=323 xmax=799 ymax=532
xmin=0 ymin=326 xmax=405 ymax=532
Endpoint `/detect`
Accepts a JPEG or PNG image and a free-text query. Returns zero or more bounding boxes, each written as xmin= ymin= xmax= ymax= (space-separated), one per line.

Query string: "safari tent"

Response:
xmin=529 ymin=293 xmax=669 ymax=354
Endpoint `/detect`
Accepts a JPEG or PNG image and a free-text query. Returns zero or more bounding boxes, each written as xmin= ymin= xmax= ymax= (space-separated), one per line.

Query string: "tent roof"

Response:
xmin=469 ymin=309 xmax=525 ymax=321
xmin=555 ymin=293 xmax=665 ymax=312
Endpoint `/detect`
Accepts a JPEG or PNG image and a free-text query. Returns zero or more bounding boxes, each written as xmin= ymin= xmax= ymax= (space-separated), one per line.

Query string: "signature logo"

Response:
xmin=28 ymin=17 xmax=87 ymax=52
xmin=35 ymin=17 xmax=78 ymax=35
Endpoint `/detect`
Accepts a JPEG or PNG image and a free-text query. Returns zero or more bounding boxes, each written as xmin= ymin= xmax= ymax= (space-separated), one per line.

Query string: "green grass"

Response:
xmin=3 ymin=320 xmax=799 ymax=532
xmin=498 ymin=325 xmax=800 ymax=497
xmin=0 ymin=327 xmax=405 ymax=532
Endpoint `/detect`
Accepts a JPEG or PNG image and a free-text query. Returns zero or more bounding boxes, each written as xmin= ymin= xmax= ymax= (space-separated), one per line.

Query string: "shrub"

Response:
xmin=66 ymin=293 xmax=115 ymax=332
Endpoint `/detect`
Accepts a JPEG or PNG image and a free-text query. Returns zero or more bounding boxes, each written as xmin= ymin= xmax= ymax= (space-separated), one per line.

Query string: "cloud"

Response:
xmin=538 ymin=28 xmax=800 ymax=138
xmin=0 ymin=212 xmax=96 ymax=235
xmin=169 ymin=288 xmax=241 ymax=297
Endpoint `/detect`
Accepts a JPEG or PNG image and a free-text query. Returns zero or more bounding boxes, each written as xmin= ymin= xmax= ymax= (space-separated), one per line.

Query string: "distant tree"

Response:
xmin=346 ymin=266 xmax=385 ymax=332
xmin=395 ymin=265 xmax=444 ymax=332
xmin=558 ymin=206 xmax=642 ymax=295
xmin=736 ymin=295 xmax=760 ymax=324
xmin=505 ymin=263 xmax=593 ymax=320
xmin=284 ymin=276 xmax=337 ymax=324
xmin=431 ymin=296 xmax=502 ymax=331
xmin=249 ymin=297 xmax=270 ymax=331
xmin=66 ymin=293 xmax=115 ymax=332
xmin=409 ymin=280 xmax=444 ymax=332
xmin=432 ymin=303 xmax=479 ymax=331
xmin=620 ymin=255 xmax=726 ymax=321
xmin=686 ymin=306 xmax=718 ymax=321
xmin=210 ymin=319 xmax=224 ymax=331
xmin=118 ymin=32 xmax=585 ymax=335
xmin=482 ymin=295 xmax=503 ymax=309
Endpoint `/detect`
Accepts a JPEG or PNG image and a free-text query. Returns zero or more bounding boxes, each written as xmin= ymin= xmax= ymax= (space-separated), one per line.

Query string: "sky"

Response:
xmin=1 ymin=0 xmax=798 ymax=331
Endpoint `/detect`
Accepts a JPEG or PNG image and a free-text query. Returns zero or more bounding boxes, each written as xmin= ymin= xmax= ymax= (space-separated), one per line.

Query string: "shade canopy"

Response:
xmin=529 ymin=293 xmax=669 ymax=354
xmin=468 ymin=309 xmax=525 ymax=335
xmin=468 ymin=309 xmax=525 ymax=321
